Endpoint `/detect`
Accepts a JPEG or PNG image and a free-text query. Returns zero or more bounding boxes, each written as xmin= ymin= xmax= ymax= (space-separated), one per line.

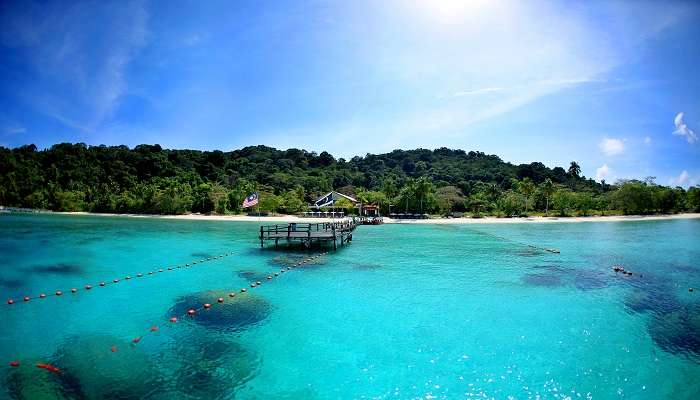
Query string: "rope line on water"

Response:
xmin=5 ymin=252 xmax=237 ymax=306
xmin=463 ymin=227 xmax=561 ymax=254
xmin=6 ymin=251 xmax=329 ymax=372
xmin=118 ymin=251 xmax=328 ymax=352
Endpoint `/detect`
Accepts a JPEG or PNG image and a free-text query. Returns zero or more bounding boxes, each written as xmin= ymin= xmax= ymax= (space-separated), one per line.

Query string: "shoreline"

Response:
xmin=14 ymin=210 xmax=700 ymax=224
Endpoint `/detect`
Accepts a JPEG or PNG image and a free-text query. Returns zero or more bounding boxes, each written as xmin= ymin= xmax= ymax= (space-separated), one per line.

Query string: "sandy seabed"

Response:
xmin=57 ymin=211 xmax=700 ymax=225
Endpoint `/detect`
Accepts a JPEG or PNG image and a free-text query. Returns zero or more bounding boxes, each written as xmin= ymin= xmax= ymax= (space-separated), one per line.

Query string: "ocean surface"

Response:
xmin=1 ymin=213 xmax=699 ymax=399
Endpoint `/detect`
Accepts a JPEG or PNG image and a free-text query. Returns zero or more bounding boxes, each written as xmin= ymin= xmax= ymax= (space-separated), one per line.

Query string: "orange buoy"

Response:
xmin=71 ymin=288 xmax=77 ymax=293
xmin=39 ymin=294 xmax=46 ymax=298
xmin=217 ymin=298 xmax=224 ymax=303
xmin=203 ymin=303 xmax=211 ymax=309
xmin=85 ymin=285 xmax=92 ymax=290
xmin=10 ymin=361 xmax=19 ymax=367
xmin=170 ymin=317 xmax=178 ymax=323
xmin=150 ymin=326 xmax=158 ymax=332
xmin=111 ymin=346 xmax=118 ymax=353
xmin=7 ymin=299 xmax=14 ymax=305
xmin=23 ymin=296 xmax=30 ymax=302
xmin=132 ymin=337 xmax=141 ymax=343
xmin=187 ymin=309 xmax=196 ymax=316
xmin=36 ymin=363 xmax=60 ymax=373
xmin=55 ymin=291 xmax=62 ymax=296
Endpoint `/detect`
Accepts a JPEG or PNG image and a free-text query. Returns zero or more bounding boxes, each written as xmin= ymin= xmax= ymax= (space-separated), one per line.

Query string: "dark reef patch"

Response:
xmin=624 ymin=284 xmax=681 ymax=315
xmin=3 ymin=335 xmax=160 ymax=399
xmin=351 ymin=262 xmax=382 ymax=270
xmin=521 ymin=272 xmax=563 ymax=287
xmin=237 ymin=270 xmax=270 ymax=281
xmin=268 ymin=254 xmax=306 ymax=267
xmin=648 ymin=306 xmax=700 ymax=358
xmin=573 ymin=269 xmax=609 ymax=291
xmin=77 ymin=236 xmax=103 ymax=245
xmin=191 ymin=252 xmax=213 ymax=258
xmin=268 ymin=254 xmax=326 ymax=269
xmin=168 ymin=290 xmax=272 ymax=332
xmin=172 ymin=337 xmax=259 ymax=398
xmin=520 ymin=265 xmax=612 ymax=291
xmin=512 ymin=247 xmax=544 ymax=257
xmin=5 ymin=365 xmax=69 ymax=400
xmin=0 ymin=277 xmax=24 ymax=289
xmin=31 ymin=263 xmax=82 ymax=275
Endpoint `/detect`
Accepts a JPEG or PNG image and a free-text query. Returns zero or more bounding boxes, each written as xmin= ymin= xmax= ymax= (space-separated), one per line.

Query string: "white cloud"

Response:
xmin=2 ymin=2 xmax=149 ymax=133
xmin=2 ymin=125 xmax=26 ymax=136
xmin=453 ymin=87 xmax=503 ymax=97
xmin=599 ymin=137 xmax=625 ymax=156
xmin=673 ymin=112 xmax=698 ymax=144
xmin=670 ymin=170 xmax=689 ymax=186
xmin=596 ymin=163 xmax=612 ymax=182
xmin=644 ymin=136 xmax=652 ymax=145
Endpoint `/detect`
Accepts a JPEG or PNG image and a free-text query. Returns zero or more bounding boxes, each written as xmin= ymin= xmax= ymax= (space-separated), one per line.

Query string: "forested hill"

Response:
xmin=1 ymin=143 xmax=697 ymax=216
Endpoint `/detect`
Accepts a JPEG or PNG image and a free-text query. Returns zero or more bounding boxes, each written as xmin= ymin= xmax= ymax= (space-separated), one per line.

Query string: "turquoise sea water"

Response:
xmin=1 ymin=213 xmax=699 ymax=399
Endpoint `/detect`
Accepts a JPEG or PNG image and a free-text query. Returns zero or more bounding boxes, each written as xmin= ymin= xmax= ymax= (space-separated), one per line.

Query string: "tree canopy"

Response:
xmin=1 ymin=143 xmax=698 ymax=216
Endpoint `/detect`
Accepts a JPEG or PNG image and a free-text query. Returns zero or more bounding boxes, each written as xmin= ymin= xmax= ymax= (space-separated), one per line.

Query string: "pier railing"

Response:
xmin=259 ymin=220 xmax=359 ymax=249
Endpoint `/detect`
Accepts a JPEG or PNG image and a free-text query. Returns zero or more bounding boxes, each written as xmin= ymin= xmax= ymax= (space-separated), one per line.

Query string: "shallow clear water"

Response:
xmin=1 ymin=214 xmax=699 ymax=399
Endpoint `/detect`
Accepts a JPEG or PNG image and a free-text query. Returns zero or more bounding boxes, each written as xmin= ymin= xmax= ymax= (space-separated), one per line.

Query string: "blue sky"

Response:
xmin=1 ymin=0 xmax=699 ymax=187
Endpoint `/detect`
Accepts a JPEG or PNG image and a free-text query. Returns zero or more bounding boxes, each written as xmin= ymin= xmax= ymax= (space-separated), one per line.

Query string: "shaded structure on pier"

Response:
xmin=259 ymin=220 xmax=359 ymax=250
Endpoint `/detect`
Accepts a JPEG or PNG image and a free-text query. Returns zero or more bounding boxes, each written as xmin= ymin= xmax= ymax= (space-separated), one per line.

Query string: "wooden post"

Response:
xmin=260 ymin=226 xmax=264 ymax=248
xmin=332 ymin=224 xmax=337 ymax=250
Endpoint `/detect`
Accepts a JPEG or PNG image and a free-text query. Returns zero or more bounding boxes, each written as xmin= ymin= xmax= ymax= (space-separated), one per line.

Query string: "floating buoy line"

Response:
xmin=5 ymin=252 xmax=237 ymax=306
xmin=464 ymin=227 xmax=561 ymax=254
xmin=6 ymin=251 xmax=329 ymax=372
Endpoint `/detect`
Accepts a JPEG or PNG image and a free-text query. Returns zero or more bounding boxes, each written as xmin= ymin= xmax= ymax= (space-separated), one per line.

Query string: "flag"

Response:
xmin=314 ymin=192 xmax=334 ymax=208
xmin=242 ymin=192 xmax=259 ymax=208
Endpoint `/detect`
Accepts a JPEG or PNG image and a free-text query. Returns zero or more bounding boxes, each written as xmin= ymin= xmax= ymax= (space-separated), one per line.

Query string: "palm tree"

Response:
xmin=568 ymin=161 xmax=581 ymax=178
xmin=415 ymin=176 xmax=434 ymax=214
xmin=486 ymin=183 xmax=501 ymax=202
xmin=519 ymin=177 xmax=535 ymax=212
xmin=355 ymin=188 xmax=369 ymax=215
xmin=400 ymin=178 xmax=417 ymax=213
xmin=541 ymin=178 xmax=554 ymax=215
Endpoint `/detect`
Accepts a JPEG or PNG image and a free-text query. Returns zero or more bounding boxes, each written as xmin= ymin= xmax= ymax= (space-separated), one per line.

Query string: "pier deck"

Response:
xmin=260 ymin=219 xmax=359 ymax=250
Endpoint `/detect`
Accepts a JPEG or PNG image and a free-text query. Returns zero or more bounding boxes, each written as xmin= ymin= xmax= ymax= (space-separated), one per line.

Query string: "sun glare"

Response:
xmin=414 ymin=0 xmax=493 ymax=25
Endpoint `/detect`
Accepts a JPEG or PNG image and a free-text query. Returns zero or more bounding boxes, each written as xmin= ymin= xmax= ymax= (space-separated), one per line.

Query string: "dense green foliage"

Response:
xmin=1 ymin=143 xmax=698 ymax=216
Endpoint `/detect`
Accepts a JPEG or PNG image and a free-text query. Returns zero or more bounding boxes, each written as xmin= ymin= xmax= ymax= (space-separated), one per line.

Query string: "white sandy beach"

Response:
xmin=53 ymin=211 xmax=700 ymax=224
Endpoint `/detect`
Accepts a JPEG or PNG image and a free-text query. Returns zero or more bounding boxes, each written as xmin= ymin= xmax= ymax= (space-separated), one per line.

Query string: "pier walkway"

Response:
xmin=259 ymin=219 xmax=361 ymax=250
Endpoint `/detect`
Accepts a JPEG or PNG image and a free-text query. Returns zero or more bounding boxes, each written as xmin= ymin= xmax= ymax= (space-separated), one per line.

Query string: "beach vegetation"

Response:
xmin=1 ymin=144 xmax=697 ymax=218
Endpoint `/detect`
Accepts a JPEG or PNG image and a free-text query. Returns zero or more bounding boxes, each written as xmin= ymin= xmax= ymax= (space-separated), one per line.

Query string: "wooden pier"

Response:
xmin=259 ymin=219 xmax=359 ymax=250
